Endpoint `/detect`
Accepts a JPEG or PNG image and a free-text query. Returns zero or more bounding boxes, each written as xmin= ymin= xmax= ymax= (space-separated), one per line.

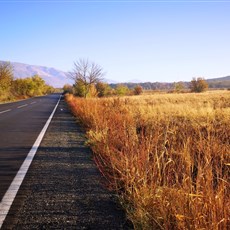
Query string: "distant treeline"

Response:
xmin=109 ymin=79 xmax=230 ymax=90
xmin=0 ymin=62 xmax=55 ymax=102
xmin=207 ymin=80 xmax=230 ymax=89
xmin=110 ymin=82 xmax=181 ymax=90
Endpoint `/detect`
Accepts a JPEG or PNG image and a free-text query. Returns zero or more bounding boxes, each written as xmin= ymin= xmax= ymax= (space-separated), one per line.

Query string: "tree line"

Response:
xmin=0 ymin=62 xmax=55 ymax=102
xmin=1 ymin=60 xmax=211 ymax=102
xmin=64 ymin=59 xmax=210 ymax=98
xmin=63 ymin=59 xmax=143 ymax=97
xmin=63 ymin=81 xmax=144 ymax=98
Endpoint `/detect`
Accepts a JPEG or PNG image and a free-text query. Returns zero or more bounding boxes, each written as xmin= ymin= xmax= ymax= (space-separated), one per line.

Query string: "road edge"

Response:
xmin=0 ymin=95 xmax=62 ymax=228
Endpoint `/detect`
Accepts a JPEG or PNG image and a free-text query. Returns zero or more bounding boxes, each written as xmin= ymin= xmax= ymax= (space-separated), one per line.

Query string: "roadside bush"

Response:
xmin=13 ymin=75 xmax=54 ymax=98
xmin=0 ymin=62 xmax=14 ymax=101
xmin=0 ymin=62 xmax=54 ymax=102
xmin=63 ymin=84 xmax=74 ymax=94
xmin=96 ymin=82 xmax=112 ymax=97
xmin=115 ymin=84 xmax=130 ymax=96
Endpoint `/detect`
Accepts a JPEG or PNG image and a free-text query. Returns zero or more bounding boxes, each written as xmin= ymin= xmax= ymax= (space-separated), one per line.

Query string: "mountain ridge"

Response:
xmin=206 ymin=75 xmax=230 ymax=82
xmin=0 ymin=61 xmax=72 ymax=88
xmin=1 ymin=61 xmax=229 ymax=88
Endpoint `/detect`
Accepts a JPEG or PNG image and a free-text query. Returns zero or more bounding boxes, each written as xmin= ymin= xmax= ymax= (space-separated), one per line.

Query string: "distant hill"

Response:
xmin=207 ymin=76 xmax=230 ymax=89
xmin=0 ymin=61 xmax=73 ymax=88
xmin=207 ymin=76 xmax=230 ymax=82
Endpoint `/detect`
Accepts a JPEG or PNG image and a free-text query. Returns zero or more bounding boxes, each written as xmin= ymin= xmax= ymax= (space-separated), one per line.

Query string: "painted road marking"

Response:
xmin=17 ymin=104 xmax=28 ymax=109
xmin=0 ymin=109 xmax=11 ymax=114
xmin=0 ymin=95 xmax=61 ymax=228
xmin=30 ymin=102 xmax=36 ymax=105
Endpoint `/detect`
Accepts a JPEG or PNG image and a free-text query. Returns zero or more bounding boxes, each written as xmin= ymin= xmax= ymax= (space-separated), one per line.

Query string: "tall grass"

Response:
xmin=66 ymin=91 xmax=230 ymax=229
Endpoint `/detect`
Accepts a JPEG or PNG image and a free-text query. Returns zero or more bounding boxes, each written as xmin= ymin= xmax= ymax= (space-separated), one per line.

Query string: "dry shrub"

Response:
xmin=66 ymin=91 xmax=230 ymax=229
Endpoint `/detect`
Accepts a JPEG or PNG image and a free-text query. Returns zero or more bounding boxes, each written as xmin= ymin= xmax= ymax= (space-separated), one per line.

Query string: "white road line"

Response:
xmin=0 ymin=109 xmax=11 ymax=114
xmin=0 ymin=95 xmax=61 ymax=228
xmin=30 ymin=102 xmax=36 ymax=105
xmin=17 ymin=104 xmax=28 ymax=109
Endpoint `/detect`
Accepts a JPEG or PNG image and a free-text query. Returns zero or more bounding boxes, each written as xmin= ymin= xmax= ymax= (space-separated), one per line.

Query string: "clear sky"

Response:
xmin=1 ymin=0 xmax=230 ymax=83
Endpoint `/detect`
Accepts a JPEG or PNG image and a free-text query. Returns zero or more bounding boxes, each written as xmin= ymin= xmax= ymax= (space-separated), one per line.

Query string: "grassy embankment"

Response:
xmin=66 ymin=91 xmax=230 ymax=229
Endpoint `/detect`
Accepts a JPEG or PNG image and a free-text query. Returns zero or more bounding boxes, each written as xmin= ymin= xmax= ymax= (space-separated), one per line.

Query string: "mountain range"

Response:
xmin=1 ymin=61 xmax=230 ymax=89
xmin=1 ymin=61 xmax=72 ymax=88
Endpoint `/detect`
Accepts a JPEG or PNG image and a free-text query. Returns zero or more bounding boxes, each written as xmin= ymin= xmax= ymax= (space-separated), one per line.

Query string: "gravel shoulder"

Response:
xmin=2 ymin=97 xmax=131 ymax=229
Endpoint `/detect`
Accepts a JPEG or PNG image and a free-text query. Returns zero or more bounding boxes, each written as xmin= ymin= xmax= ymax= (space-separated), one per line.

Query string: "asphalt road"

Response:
xmin=0 ymin=94 xmax=61 ymax=201
xmin=1 ymin=97 xmax=131 ymax=229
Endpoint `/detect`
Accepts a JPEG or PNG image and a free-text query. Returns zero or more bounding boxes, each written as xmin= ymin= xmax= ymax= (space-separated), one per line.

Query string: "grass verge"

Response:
xmin=66 ymin=91 xmax=230 ymax=229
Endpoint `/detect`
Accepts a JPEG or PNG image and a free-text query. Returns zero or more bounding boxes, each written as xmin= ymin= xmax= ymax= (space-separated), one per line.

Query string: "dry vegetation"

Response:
xmin=66 ymin=91 xmax=230 ymax=229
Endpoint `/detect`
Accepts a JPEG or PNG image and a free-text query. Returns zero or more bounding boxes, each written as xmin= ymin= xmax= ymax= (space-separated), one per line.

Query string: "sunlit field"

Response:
xmin=66 ymin=91 xmax=230 ymax=229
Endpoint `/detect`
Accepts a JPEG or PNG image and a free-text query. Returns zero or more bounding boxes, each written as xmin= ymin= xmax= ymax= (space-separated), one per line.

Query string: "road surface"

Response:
xmin=0 ymin=96 xmax=131 ymax=229
xmin=0 ymin=94 xmax=61 ymax=201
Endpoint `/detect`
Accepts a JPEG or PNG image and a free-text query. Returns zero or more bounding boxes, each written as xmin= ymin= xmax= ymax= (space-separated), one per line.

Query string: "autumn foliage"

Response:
xmin=190 ymin=77 xmax=208 ymax=92
xmin=0 ymin=62 xmax=54 ymax=102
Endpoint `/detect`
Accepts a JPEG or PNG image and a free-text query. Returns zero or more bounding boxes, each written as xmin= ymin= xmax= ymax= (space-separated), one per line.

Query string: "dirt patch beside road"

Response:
xmin=2 ymin=97 xmax=131 ymax=229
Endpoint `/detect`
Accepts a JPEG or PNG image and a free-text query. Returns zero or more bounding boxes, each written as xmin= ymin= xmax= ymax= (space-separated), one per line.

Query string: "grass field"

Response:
xmin=66 ymin=90 xmax=230 ymax=229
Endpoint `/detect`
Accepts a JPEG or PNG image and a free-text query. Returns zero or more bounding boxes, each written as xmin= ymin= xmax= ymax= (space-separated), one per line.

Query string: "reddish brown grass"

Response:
xmin=66 ymin=91 xmax=230 ymax=229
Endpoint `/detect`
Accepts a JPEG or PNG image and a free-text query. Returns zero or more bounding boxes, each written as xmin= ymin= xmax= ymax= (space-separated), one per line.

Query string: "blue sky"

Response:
xmin=1 ymin=0 xmax=230 ymax=83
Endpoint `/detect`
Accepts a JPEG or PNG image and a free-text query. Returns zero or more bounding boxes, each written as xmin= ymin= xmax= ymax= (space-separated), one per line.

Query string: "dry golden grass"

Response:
xmin=66 ymin=91 xmax=230 ymax=229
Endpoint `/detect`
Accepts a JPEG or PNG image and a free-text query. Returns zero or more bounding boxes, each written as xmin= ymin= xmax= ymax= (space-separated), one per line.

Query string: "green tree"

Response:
xmin=63 ymin=84 xmax=73 ymax=94
xmin=13 ymin=75 xmax=53 ymax=98
xmin=96 ymin=82 xmax=111 ymax=97
xmin=31 ymin=75 xmax=47 ymax=95
xmin=13 ymin=79 xmax=29 ymax=97
xmin=0 ymin=62 xmax=14 ymax=97
xmin=74 ymin=79 xmax=87 ymax=97
xmin=190 ymin=77 xmax=208 ymax=93
xmin=115 ymin=84 xmax=130 ymax=96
